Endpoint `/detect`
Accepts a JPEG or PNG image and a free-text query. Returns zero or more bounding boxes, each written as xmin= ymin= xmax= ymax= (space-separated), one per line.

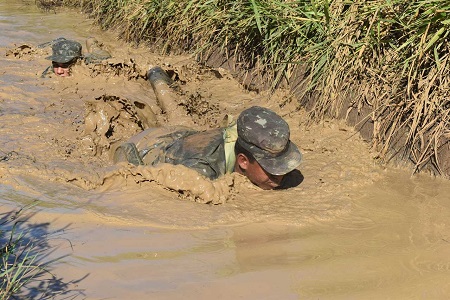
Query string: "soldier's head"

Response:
xmin=46 ymin=40 xmax=82 ymax=77
xmin=234 ymin=106 xmax=302 ymax=190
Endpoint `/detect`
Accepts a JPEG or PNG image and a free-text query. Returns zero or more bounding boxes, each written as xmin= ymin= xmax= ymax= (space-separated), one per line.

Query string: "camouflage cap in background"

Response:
xmin=45 ymin=40 xmax=82 ymax=63
xmin=236 ymin=106 xmax=302 ymax=175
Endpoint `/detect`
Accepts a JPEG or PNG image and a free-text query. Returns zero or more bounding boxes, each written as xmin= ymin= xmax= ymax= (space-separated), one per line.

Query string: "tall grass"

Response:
xmin=54 ymin=0 xmax=329 ymax=87
xmin=38 ymin=0 xmax=449 ymax=176
xmin=308 ymin=0 xmax=450 ymax=174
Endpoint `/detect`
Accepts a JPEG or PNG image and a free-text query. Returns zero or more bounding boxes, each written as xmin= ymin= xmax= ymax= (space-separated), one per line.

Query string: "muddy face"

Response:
xmin=235 ymin=153 xmax=284 ymax=190
xmin=52 ymin=61 xmax=73 ymax=76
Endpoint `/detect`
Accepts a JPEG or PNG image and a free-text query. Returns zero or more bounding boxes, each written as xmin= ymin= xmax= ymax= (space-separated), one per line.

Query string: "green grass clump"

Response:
xmin=37 ymin=0 xmax=450 ymax=176
xmin=0 ymin=204 xmax=75 ymax=299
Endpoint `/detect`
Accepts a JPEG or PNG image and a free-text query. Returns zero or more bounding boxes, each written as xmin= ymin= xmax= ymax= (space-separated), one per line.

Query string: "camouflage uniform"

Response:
xmin=41 ymin=39 xmax=82 ymax=77
xmin=114 ymin=125 xmax=237 ymax=180
xmin=84 ymin=37 xmax=112 ymax=64
xmin=114 ymin=106 xmax=303 ymax=183
xmin=45 ymin=39 xmax=82 ymax=63
xmin=236 ymin=105 xmax=302 ymax=175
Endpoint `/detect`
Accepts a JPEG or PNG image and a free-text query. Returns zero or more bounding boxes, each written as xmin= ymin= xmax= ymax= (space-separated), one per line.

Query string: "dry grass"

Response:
xmin=302 ymin=0 xmax=450 ymax=176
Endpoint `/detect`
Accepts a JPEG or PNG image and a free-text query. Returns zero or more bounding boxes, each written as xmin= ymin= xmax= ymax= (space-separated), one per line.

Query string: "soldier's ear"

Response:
xmin=236 ymin=153 xmax=250 ymax=172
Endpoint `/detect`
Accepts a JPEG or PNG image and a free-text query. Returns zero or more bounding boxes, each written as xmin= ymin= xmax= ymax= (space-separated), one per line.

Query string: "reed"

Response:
xmin=37 ymin=0 xmax=450 ymax=176
xmin=309 ymin=0 xmax=450 ymax=175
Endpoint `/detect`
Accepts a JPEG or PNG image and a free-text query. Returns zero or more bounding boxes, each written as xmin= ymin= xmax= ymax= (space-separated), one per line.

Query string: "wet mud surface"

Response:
xmin=1 ymin=1 xmax=450 ymax=299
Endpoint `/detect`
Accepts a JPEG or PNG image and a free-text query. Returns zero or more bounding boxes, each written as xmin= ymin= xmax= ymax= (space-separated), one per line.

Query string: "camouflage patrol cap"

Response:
xmin=45 ymin=40 xmax=82 ymax=63
xmin=236 ymin=106 xmax=302 ymax=175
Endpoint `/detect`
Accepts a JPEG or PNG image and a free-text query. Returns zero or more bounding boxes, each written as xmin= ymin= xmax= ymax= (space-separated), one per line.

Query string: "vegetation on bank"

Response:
xmin=37 ymin=0 xmax=449 ymax=176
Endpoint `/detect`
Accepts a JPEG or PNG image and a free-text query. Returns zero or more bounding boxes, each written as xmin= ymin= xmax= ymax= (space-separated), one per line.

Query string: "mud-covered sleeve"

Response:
xmin=178 ymin=157 xmax=221 ymax=180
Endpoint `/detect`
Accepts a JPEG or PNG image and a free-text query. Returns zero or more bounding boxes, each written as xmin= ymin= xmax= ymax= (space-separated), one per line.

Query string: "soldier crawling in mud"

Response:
xmin=113 ymin=67 xmax=303 ymax=190
xmin=40 ymin=37 xmax=111 ymax=77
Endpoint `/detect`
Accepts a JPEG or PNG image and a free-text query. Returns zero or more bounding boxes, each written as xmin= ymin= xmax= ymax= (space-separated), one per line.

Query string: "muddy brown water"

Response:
xmin=1 ymin=1 xmax=450 ymax=299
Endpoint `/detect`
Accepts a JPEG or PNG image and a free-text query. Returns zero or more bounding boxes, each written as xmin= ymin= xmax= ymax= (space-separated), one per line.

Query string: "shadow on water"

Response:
xmin=0 ymin=204 xmax=87 ymax=300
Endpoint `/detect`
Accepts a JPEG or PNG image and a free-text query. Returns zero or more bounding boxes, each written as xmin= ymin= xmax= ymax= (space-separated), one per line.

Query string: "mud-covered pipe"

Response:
xmin=147 ymin=66 xmax=178 ymax=114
